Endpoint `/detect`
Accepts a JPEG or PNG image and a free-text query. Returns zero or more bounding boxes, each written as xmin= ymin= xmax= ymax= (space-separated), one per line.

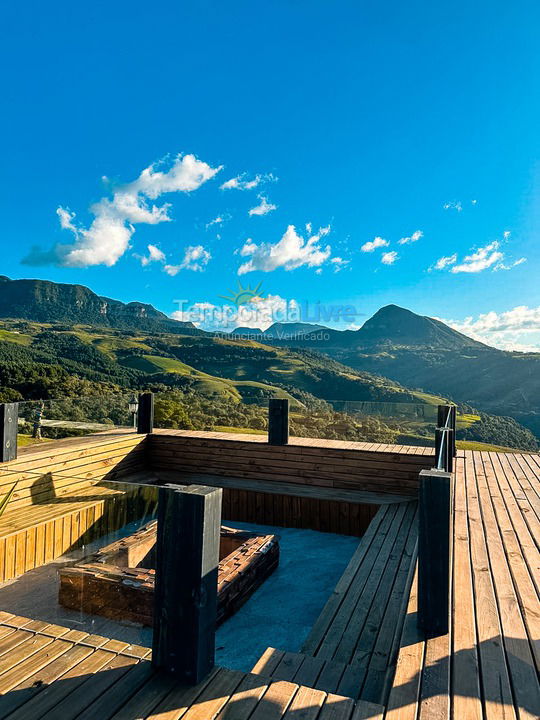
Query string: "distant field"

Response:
xmin=119 ymin=354 xmax=299 ymax=404
xmin=456 ymin=413 xmax=481 ymax=430
xmin=455 ymin=440 xmax=523 ymax=453
xmin=0 ymin=329 xmax=32 ymax=346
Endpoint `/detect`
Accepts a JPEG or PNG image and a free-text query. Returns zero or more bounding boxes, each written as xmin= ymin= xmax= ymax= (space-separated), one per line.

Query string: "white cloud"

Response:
xmin=442 ymin=305 xmax=540 ymax=351
xmin=471 ymin=199 xmax=477 ymax=205
xmin=361 ymin=236 xmax=388 ymax=253
xmin=123 ymin=154 xmax=222 ymax=198
xmin=205 ymin=215 xmax=226 ymax=229
xmin=248 ymin=195 xmax=277 ymax=217
xmin=138 ymin=244 xmax=166 ymax=267
xmin=451 ymin=241 xmax=503 ymax=273
xmin=25 ymin=154 xmax=221 ymax=268
xmin=443 ymin=201 xmax=462 ymax=212
xmin=433 ymin=253 xmax=458 ymax=270
xmin=381 ymin=251 xmax=398 ymax=265
xmin=503 ymin=230 xmax=511 ymax=239
xmin=164 ymin=245 xmax=212 ymax=275
xmin=330 ymin=257 xmax=349 ymax=273
xmin=398 ymin=230 xmax=423 ymax=246
xmin=220 ymin=172 xmax=276 ymax=191
xmin=56 ymin=207 xmax=77 ymax=231
xmin=494 ymin=257 xmax=527 ymax=271
xmin=237 ymin=224 xmax=331 ymax=275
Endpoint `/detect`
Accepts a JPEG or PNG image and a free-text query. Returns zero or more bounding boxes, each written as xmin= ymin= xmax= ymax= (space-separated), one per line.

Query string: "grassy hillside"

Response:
xmin=0 ymin=318 xmax=537 ymax=451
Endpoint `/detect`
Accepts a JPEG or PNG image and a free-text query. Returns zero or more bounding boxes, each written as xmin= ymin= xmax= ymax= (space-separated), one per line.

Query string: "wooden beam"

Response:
xmin=268 ymin=399 xmax=289 ymax=445
xmin=0 ymin=403 xmax=18 ymax=463
xmin=137 ymin=393 xmax=154 ymax=434
xmin=152 ymin=484 xmax=222 ymax=683
xmin=417 ymin=469 xmax=451 ymax=636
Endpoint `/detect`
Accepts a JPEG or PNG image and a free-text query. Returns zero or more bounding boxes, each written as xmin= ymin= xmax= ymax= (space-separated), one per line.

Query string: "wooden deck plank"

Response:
xmin=384 ymin=568 xmax=425 ymax=720
xmin=1 ymin=648 xmax=119 ymax=720
xmin=450 ymin=455 xmax=482 ymax=720
xmin=215 ymin=673 xmax=271 ymax=720
xmin=316 ymin=693 xmax=355 ymax=720
xmin=329 ymin=503 xmax=410 ymax=664
xmin=483 ymin=453 xmax=540 ymax=670
xmin=0 ymin=644 xmax=94 ymax=719
xmin=472 ymin=451 xmax=540 ymax=718
xmin=302 ymin=506 xmax=389 ymax=655
xmin=464 ymin=452 xmax=517 ymax=720
xmin=248 ymin=680 xmax=299 ymax=720
xmin=308 ymin=505 xmax=401 ymax=661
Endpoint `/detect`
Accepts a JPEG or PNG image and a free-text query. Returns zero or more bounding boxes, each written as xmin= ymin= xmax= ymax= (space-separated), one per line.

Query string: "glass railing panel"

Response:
xmin=16 ymin=393 xmax=135 ymax=446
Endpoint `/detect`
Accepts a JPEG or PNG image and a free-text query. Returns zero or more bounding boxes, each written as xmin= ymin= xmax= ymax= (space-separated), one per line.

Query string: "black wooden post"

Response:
xmin=152 ymin=484 xmax=222 ymax=683
xmin=268 ymin=398 xmax=289 ymax=445
xmin=0 ymin=403 xmax=18 ymax=462
xmin=137 ymin=392 xmax=154 ymax=434
xmin=418 ymin=468 xmax=451 ymax=636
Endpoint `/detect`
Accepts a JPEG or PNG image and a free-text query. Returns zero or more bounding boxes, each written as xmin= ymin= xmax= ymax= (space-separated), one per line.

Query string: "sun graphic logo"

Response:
xmin=219 ymin=280 xmax=265 ymax=307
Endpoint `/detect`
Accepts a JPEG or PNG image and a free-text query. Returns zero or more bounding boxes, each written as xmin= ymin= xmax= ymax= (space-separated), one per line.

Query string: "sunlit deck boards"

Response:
xmin=0 ymin=430 xmax=539 ymax=718
xmin=387 ymin=450 xmax=540 ymax=720
xmin=0 ymin=612 xmax=383 ymax=720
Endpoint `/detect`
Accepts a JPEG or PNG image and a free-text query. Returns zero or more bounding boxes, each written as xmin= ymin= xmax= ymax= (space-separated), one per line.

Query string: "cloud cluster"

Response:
xmin=361 ymin=230 xmax=422 ymax=266
xmin=248 ymin=196 xmax=277 ymax=217
xmin=433 ymin=238 xmax=526 ymax=274
xmin=237 ymin=225 xmax=331 ymax=275
xmin=219 ymin=173 xmax=276 ymax=191
xmin=165 ymin=245 xmax=212 ymax=275
xmin=398 ymin=230 xmax=423 ymax=246
xmin=442 ymin=305 xmax=540 ymax=351
xmin=137 ymin=244 xmax=166 ymax=267
xmin=361 ymin=236 xmax=388 ymax=253
xmin=24 ymin=154 xmax=221 ymax=268
xmin=381 ymin=251 xmax=398 ymax=265
xmin=434 ymin=253 xmax=457 ymax=270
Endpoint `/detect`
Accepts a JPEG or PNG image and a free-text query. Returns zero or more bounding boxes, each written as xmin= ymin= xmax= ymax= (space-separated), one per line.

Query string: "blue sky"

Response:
xmin=1 ymin=1 xmax=539 ymax=348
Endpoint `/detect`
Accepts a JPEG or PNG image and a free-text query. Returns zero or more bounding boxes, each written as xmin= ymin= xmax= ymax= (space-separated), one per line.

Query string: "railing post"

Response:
xmin=435 ymin=427 xmax=454 ymax=472
xmin=137 ymin=392 xmax=154 ymax=434
xmin=0 ymin=403 xmax=18 ymax=462
xmin=268 ymin=398 xmax=289 ymax=445
xmin=152 ymin=484 xmax=222 ymax=683
xmin=418 ymin=468 xmax=451 ymax=636
xmin=437 ymin=404 xmax=457 ymax=457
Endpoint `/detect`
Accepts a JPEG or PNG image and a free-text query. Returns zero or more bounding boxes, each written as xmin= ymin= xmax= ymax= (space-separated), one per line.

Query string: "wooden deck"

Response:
xmin=0 ymin=431 xmax=538 ymax=718
xmin=0 ymin=612 xmax=382 ymax=720
xmin=387 ymin=450 xmax=540 ymax=720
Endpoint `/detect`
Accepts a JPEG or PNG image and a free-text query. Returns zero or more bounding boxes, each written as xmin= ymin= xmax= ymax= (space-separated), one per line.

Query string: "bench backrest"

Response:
xmin=0 ymin=432 xmax=148 ymax=514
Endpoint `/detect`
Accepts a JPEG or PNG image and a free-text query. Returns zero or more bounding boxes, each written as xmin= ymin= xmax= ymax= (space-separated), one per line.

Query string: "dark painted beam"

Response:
xmin=152 ymin=484 xmax=222 ymax=683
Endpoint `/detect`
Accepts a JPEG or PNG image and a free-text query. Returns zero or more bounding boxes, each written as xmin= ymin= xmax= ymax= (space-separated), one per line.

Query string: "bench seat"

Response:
xmin=251 ymin=500 xmax=418 ymax=706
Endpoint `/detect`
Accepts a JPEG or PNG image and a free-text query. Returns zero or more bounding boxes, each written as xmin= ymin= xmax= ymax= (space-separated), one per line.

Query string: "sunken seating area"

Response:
xmin=251 ymin=501 xmax=418 ymax=705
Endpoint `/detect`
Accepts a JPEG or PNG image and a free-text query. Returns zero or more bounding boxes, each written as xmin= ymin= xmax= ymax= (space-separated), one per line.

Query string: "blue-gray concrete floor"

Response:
xmin=215 ymin=521 xmax=359 ymax=672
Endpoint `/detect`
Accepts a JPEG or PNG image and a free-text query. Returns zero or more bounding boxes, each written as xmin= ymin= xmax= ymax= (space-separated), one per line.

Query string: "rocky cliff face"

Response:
xmin=0 ymin=276 xmax=196 ymax=333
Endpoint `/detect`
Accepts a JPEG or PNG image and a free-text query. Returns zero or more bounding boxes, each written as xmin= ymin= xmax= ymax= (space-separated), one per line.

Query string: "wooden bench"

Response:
xmin=0 ymin=431 xmax=157 ymax=583
xmin=251 ymin=500 xmax=418 ymax=706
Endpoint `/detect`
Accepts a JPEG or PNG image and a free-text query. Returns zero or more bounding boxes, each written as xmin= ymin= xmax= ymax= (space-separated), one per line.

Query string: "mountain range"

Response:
xmin=234 ymin=304 xmax=540 ymax=437
xmin=0 ymin=276 xmax=197 ymax=334
xmin=0 ymin=276 xmax=538 ymax=444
